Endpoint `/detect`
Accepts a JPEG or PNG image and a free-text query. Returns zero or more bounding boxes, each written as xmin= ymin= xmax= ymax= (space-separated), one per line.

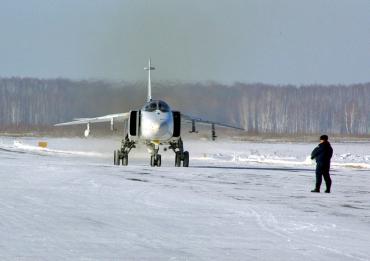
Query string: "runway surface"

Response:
xmin=0 ymin=137 xmax=369 ymax=260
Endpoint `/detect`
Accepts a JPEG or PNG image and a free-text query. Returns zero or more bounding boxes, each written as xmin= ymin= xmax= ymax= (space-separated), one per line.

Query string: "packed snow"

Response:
xmin=0 ymin=136 xmax=369 ymax=260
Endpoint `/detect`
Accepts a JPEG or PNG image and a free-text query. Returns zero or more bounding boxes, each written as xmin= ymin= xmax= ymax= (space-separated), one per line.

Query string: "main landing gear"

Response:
xmin=114 ymin=135 xmax=135 ymax=166
xmin=113 ymin=136 xmax=189 ymax=167
xmin=170 ymin=137 xmax=189 ymax=167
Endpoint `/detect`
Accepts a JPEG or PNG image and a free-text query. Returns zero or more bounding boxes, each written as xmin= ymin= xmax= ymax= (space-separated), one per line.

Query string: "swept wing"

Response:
xmin=181 ymin=113 xmax=244 ymax=130
xmin=54 ymin=112 xmax=130 ymax=126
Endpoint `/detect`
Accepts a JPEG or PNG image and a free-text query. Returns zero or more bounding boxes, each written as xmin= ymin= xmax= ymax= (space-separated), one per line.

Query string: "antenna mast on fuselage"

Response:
xmin=144 ymin=59 xmax=155 ymax=102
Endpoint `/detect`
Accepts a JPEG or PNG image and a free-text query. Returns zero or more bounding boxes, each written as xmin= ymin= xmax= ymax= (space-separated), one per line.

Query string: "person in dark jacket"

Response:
xmin=311 ymin=135 xmax=333 ymax=193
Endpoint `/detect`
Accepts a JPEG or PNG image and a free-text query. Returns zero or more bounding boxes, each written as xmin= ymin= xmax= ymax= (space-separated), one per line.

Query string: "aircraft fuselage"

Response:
xmin=139 ymin=100 xmax=174 ymax=143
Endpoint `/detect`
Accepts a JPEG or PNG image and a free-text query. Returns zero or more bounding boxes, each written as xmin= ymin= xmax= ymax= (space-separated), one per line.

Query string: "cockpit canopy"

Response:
xmin=143 ymin=100 xmax=171 ymax=112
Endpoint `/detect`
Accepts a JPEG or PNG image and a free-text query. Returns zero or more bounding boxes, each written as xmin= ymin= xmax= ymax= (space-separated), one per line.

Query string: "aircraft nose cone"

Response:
xmin=141 ymin=112 xmax=172 ymax=140
xmin=154 ymin=121 xmax=169 ymax=137
xmin=150 ymin=123 xmax=160 ymax=132
xmin=160 ymin=121 xmax=168 ymax=129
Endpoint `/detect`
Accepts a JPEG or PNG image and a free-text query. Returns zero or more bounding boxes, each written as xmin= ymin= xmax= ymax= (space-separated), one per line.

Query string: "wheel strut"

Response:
xmin=113 ymin=135 xmax=135 ymax=166
xmin=170 ymin=137 xmax=189 ymax=167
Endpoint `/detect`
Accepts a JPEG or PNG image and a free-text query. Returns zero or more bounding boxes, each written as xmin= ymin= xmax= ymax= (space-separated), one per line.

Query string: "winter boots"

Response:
xmin=311 ymin=188 xmax=331 ymax=193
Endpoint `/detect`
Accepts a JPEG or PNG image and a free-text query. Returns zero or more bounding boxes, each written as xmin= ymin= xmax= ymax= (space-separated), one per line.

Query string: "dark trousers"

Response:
xmin=315 ymin=163 xmax=332 ymax=191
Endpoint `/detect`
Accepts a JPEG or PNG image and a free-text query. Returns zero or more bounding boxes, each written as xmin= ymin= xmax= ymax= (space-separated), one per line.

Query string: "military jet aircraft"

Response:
xmin=55 ymin=60 xmax=243 ymax=167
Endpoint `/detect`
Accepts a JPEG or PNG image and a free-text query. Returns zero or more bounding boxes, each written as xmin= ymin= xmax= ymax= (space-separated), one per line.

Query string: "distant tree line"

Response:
xmin=0 ymin=77 xmax=369 ymax=135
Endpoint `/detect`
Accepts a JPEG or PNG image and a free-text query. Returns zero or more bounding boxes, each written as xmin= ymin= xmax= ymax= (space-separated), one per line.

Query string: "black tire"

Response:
xmin=114 ymin=150 xmax=120 ymax=165
xmin=122 ymin=155 xmax=128 ymax=166
xmin=150 ymin=155 xmax=155 ymax=167
xmin=183 ymin=151 xmax=189 ymax=167
xmin=157 ymin=154 xmax=162 ymax=167
xmin=175 ymin=152 xmax=181 ymax=167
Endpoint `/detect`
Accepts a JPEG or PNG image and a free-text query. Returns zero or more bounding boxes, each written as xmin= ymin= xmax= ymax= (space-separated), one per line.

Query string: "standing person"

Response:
xmin=311 ymin=135 xmax=333 ymax=193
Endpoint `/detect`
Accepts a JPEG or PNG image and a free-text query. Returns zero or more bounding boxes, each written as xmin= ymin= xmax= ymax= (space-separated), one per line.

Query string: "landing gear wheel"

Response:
xmin=150 ymin=154 xmax=162 ymax=167
xmin=157 ymin=154 xmax=162 ymax=167
xmin=150 ymin=155 xmax=155 ymax=167
xmin=114 ymin=150 xmax=120 ymax=165
xmin=122 ymin=155 xmax=128 ymax=166
xmin=183 ymin=151 xmax=189 ymax=167
xmin=175 ymin=152 xmax=181 ymax=167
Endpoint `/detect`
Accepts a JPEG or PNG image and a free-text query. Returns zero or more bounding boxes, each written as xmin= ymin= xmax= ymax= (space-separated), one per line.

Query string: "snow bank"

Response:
xmin=1 ymin=137 xmax=369 ymax=169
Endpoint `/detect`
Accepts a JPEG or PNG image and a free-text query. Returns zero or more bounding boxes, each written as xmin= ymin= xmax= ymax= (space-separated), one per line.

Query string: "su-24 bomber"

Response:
xmin=55 ymin=60 xmax=244 ymax=167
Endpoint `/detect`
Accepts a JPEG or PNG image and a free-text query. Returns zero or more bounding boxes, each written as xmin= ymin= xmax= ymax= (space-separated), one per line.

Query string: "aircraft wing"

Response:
xmin=181 ymin=113 xmax=244 ymax=130
xmin=54 ymin=112 xmax=130 ymax=126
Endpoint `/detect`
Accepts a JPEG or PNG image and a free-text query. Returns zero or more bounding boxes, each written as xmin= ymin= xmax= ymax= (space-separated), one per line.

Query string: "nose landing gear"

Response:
xmin=148 ymin=143 xmax=162 ymax=167
xmin=150 ymin=154 xmax=162 ymax=167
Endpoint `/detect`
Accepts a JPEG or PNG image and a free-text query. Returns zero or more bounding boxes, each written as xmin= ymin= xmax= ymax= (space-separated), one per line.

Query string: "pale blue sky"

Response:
xmin=0 ymin=0 xmax=369 ymax=84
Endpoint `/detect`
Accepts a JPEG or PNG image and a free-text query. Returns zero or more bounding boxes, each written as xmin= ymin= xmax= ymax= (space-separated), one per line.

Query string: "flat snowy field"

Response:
xmin=0 ymin=136 xmax=369 ymax=260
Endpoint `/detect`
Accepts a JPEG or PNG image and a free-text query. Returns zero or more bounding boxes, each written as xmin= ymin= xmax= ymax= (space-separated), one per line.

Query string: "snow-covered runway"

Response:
xmin=0 ymin=137 xmax=369 ymax=260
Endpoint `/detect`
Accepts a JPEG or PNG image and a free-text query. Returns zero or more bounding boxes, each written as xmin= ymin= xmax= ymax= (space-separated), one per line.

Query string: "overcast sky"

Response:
xmin=0 ymin=0 xmax=369 ymax=85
